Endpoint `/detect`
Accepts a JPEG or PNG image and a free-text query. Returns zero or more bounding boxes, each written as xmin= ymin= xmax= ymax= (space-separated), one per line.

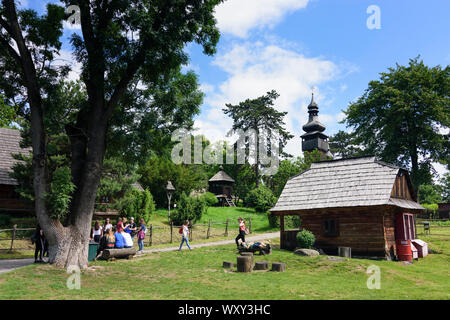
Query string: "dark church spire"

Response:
xmin=301 ymin=93 xmax=333 ymax=158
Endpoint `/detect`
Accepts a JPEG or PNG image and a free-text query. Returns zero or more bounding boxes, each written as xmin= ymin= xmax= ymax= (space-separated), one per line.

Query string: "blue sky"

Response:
xmin=22 ymin=0 xmax=450 ymax=175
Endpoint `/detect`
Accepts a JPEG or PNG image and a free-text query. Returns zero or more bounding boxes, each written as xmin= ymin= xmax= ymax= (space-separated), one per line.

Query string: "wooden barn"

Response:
xmin=270 ymin=156 xmax=425 ymax=259
xmin=208 ymin=165 xmax=235 ymax=207
xmin=0 ymin=128 xmax=33 ymax=215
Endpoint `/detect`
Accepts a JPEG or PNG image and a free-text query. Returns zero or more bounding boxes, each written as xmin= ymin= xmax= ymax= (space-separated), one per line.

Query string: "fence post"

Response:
xmin=249 ymin=217 xmax=252 ymax=234
xmin=189 ymin=220 xmax=193 ymax=242
xmin=170 ymin=222 xmax=173 ymax=243
xmin=225 ymin=219 xmax=229 ymax=236
xmin=9 ymin=224 xmax=17 ymax=252
xmin=149 ymin=224 xmax=153 ymax=246
xmin=207 ymin=219 xmax=211 ymax=239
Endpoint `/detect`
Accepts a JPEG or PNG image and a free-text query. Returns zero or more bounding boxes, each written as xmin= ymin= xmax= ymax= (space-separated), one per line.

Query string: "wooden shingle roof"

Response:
xmin=0 ymin=128 xmax=30 ymax=185
xmin=209 ymin=166 xmax=235 ymax=183
xmin=270 ymin=156 xmax=424 ymax=212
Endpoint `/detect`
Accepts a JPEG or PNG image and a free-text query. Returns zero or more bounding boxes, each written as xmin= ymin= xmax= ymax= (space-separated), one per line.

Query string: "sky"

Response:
xmin=21 ymin=0 xmax=450 ymax=177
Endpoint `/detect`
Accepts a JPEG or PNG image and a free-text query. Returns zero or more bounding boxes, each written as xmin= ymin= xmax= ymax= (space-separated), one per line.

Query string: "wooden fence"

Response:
xmin=0 ymin=225 xmax=35 ymax=251
xmin=0 ymin=217 xmax=254 ymax=251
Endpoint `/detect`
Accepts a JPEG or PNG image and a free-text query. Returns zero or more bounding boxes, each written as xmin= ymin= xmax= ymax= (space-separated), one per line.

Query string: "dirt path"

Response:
xmin=142 ymin=231 xmax=280 ymax=254
xmin=0 ymin=258 xmax=36 ymax=275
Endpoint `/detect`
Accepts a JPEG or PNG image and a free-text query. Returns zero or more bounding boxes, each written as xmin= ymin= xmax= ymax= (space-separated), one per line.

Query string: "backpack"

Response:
xmin=179 ymin=227 xmax=183 ymax=234
xmin=138 ymin=230 xmax=145 ymax=240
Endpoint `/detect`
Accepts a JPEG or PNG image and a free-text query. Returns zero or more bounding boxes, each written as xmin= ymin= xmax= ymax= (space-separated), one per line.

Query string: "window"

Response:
xmin=324 ymin=219 xmax=338 ymax=237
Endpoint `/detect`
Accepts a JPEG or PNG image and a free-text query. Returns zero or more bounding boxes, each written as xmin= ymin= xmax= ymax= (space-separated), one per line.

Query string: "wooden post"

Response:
xmin=170 ymin=222 xmax=173 ymax=243
xmin=280 ymin=215 xmax=285 ymax=232
xmin=225 ymin=219 xmax=229 ymax=236
xmin=189 ymin=220 xmax=193 ymax=241
xmin=414 ymin=215 xmax=417 ymax=239
xmin=237 ymin=256 xmax=252 ymax=273
xmin=207 ymin=219 xmax=211 ymax=239
xmin=149 ymin=224 xmax=153 ymax=246
xmin=248 ymin=217 xmax=252 ymax=234
xmin=9 ymin=224 xmax=17 ymax=252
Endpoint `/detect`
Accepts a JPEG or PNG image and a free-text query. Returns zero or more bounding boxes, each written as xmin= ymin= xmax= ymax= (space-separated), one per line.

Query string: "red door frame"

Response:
xmin=396 ymin=212 xmax=415 ymax=240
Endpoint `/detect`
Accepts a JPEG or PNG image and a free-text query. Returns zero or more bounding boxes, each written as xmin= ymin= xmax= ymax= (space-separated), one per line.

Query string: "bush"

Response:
xmin=170 ymin=193 xmax=206 ymax=225
xmin=0 ymin=214 xmax=12 ymax=227
xmin=246 ymin=186 xmax=277 ymax=213
xmin=296 ymin=229 xmax=315 ymax=249
xmin=120 ymin=189 xmax=155 ymax=223
xmin=200 ymin=192 xmax=219 ymax=207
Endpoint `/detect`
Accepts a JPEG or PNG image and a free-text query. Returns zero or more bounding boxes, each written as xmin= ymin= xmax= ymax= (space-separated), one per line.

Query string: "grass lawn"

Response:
xmin=0 ymin=227 xmax=448 ymax=300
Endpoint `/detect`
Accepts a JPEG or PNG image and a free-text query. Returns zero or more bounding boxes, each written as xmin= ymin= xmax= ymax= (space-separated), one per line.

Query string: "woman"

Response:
xmin=91 ymin=221 xmax=103 ymax=243
xmin=32 ymin=225 xmax=45 ymax=263
xmin=105 ymin=228 xmax=116 ymax=249
xmin=103 ymin=218 xmax=113 ymax=232
xmin=178 ymin=221 xmax=192 ymax=251
xmin=235 ymin=217 xmax=247 ymax=248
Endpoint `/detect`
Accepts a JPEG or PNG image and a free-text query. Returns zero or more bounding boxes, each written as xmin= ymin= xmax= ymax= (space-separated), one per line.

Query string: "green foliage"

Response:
xmin=96 ymin=157 xmax=140 ymax=206
xmin=440 ymin=172 xmax=450 ymax=202
xmin=264 ymin=150 xmax=324 ymax=198
xmin=200 ymin=192 xmax=219 ymax=207
xmin=44 ymin=166 xmax=75 ymax=220
xmin=418 ymin=184 xmax=442 ymax=204
xmin=267 ymin=212 xmax=301 ymax=229
xmin=170 ymin=193 xmax=206 ymax=225
xmin=0 ymin=96 xmax=19 ymax=128
xmin=296 ymin=229 xmax=316 ymax=249
xmin=328 ymin=130 xmax=364 ymax=159
xmin=119 ymin=189 xmax=155 ymax=223
xmin=138 ymin=155 xmax=208 ymax=207
xmin=421 ymin=203 xmax=439 ymax=219
xmin=233 ymin=163 xmax=256 ymax=204
xmin=223 ymin=90 xmax=294 ymax=186
xmin=0 ymin=214 xmax=12 ymax=227
xmin=246 ymin=186 xmax=277 ymax=213
xmin=343 ymin=57 xmax=450 ymax=188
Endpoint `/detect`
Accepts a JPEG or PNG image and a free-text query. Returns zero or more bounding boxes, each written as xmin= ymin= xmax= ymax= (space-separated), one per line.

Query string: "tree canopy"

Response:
xmin=343 ymin=57 xmax=449 ymax=189
xmin=223 ymin=90 xmax=294 ymax=187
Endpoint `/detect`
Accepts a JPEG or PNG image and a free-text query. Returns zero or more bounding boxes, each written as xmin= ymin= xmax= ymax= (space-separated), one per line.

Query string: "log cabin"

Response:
xmin=0 ymin=128 xmax=33 ymax=215
xmin=270 ymin=156 xmax=425 ymax=259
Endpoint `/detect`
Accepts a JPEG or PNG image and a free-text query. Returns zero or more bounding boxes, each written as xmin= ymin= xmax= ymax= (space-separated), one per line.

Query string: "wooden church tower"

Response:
xmin=301 ymin=93 xmax=333 ymax=159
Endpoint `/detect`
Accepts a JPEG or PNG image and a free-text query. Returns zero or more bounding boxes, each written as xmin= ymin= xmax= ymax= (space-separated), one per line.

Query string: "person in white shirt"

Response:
xmin=178 ymin=221 xmax=192 ymax=251
xmin=103 ymin=218 xmax=113 ymax=232
xmin=121 ymin=230 xmax=133 ymax=248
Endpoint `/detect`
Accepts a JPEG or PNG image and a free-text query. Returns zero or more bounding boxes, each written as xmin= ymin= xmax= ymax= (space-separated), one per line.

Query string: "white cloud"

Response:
xmin=54 ymin=50 xmax=82 ymax=82
xmin=215 ymin=0 xmax=310 ymax=38
xmin=194 ymin=41 xmax=348 ymax=158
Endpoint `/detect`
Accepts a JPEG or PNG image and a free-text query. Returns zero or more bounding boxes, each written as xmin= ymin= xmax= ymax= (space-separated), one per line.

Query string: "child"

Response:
xmin=137 ymin=219 xmax=146 ymax=254
xmin=178 ymin=221 xmax=192 ymax=251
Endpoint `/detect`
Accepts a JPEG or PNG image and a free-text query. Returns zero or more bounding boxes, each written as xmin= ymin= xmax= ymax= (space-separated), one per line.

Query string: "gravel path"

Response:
xmin=0 ymin=258 xmax=36 ymax=275
xmin=142 ymin=231 xmax=280 ymax=254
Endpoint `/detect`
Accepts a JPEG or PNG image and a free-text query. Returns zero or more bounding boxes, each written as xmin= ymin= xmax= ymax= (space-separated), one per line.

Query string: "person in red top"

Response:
xmin=116 ymin=217 xmax=124 ymax=233
xmin=235 ymin=217 xmax=247 ymax=248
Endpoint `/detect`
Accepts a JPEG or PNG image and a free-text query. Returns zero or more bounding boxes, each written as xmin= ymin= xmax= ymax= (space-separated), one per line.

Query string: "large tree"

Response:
xmin=223 ymin=90 xmax=294 ymax=187
xmin=328 ymin=130 xmax=364 ymax=159
xmin=343 ymin=57 xmax=449 ymax=189
xmin=0 ymin=0 xmax=222 ymax=268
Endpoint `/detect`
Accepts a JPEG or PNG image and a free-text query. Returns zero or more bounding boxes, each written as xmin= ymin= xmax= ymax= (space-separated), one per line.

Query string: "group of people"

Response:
xmin=32 ymin=216 xmax=248 ymax=263
xmin=91 ymin=217 xmax=148 ymax=259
